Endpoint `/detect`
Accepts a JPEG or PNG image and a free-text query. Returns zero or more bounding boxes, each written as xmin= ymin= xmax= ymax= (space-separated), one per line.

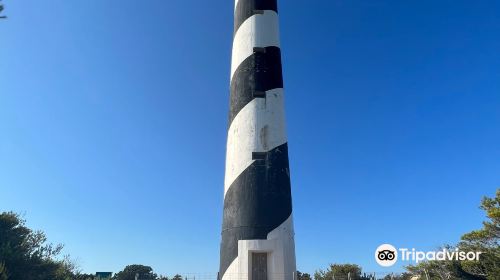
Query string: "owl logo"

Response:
xmin=378 ymin=250 xmax=396 ymax=261
xmin=375 ymin=244 xmax=398 ymax=267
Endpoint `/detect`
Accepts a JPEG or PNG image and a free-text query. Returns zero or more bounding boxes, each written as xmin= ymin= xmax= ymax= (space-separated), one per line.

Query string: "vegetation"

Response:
xmin=0 ymin=212 xmax=76 ymax=280
xmin=314 ymin=264 xmax=373 ymax=280
xmin=112 ymin=265 xmax=157 ymax=280
xmin=459 ymin=189 xmax=500 ymax=279
xmin=297 ymin=271 xmax=313 ymax=280
xmin=0 ymin=190 xmax=498 ymax=279
xmin=382 ymin=273 xmax=413 ymax=280
xmin=405 ymin=189 xmax=499 ymax=280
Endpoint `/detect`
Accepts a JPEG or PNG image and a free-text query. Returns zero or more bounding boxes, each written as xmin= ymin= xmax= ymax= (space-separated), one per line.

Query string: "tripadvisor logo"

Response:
xmin=375 ymin=244 xmax=482 ymax=267
xmin=375 ymin=244 xmax=398 ymax=267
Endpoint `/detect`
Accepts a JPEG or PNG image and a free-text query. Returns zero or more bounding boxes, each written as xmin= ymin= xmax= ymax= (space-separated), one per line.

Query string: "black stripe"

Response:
xmin=219 ymin=143 xmax=292 ymax=278
xmin=234 ymin=0 xmax=278 ymax=35
xmin=229 ymin=46 xmax=283 ymax=127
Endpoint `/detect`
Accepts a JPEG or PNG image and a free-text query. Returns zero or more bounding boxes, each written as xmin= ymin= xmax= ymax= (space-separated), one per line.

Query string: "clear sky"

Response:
xmin=1 ymin=0 xmax=499 ymax=276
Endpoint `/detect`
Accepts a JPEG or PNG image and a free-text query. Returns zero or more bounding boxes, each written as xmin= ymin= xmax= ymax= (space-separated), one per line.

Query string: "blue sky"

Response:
xmin=1 ymin=0 xmax=499 ymax=276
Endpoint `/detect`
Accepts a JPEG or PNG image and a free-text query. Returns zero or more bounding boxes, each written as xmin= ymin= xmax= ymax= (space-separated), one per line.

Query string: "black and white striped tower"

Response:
xmin=220 ymin=0 xmax=296 ymax=279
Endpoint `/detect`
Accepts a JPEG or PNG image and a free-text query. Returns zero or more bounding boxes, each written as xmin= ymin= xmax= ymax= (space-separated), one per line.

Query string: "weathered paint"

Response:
xmin=231 ymin=11 xmax=280 ymax=80
xmin=234 ymin=0 xmax=278 ymax=34
xmin=220 ymin=0 xmax=296 ymax=279
xmin=229 ymin=46 xmax=283 ymax=126
xmin=224 ymin=88 xmax=287 ymax=196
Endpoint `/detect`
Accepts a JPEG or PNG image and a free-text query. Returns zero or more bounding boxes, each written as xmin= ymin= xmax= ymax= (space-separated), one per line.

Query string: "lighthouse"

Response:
xmin=219 ymin=0 xmax=296 ymax=279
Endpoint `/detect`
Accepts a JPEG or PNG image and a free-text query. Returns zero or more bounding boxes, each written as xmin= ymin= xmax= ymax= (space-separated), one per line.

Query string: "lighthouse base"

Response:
xmin=221 ymin=217 xmax=296 ymax=280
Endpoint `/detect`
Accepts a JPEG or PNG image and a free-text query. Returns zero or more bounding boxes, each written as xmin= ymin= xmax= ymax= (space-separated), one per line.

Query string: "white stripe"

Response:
xmin=268 ymin=214 xmax=294 ymax=240
xmin=230 ymin=11 xmax=280 ymax=81
xmin=221 ymin=257 xmax=238 ymax=280
xmin=267 ymin=214 xmax=297 ymax=280
xmin=224 ymin=88 xmax=287 ymax=196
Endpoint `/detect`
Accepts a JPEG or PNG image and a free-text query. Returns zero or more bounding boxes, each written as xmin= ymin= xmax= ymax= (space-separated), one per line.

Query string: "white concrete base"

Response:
xmin=222 ymin=216 xmax=296 ymax=280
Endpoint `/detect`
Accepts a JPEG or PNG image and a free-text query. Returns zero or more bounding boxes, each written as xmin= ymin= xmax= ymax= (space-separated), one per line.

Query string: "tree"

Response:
xmin=297 ymin=271 xmax=312 ymax=280
xmin=0 ymin=262 xmax=8 ymax=280
xmin=405 ymin=189 xmax=500 ymax=280
xmin=314 ymin=264 xmax=370 ymax=280
xmin=74 ymin=273 xmax=96 ymax=280
xmin=405 ymin=247 xmax=486 ymax=280
xmin=113 ymin=265 xmax=158 ymax=280
xmin=459 ymin=189 xmax=500 ymax=280
xmin=0 ymin=212 xmax=75 ymax=280
xmin=406 ymin=261 xmax=454 ymax=280
xmin=382 ymin=273 xmax=413 ymax=280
